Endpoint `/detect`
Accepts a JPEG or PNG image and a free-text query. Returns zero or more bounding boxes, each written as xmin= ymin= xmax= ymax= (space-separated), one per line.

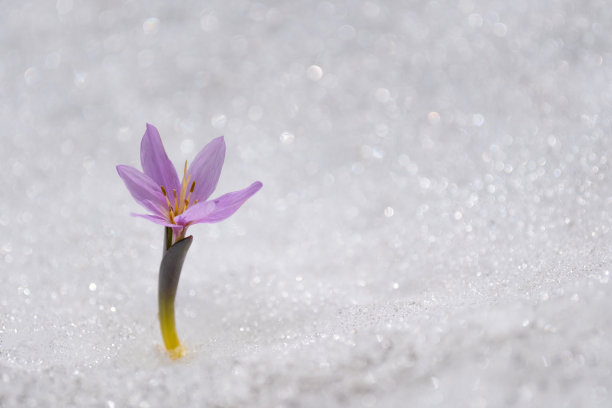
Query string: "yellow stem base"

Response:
xmin=167 ymin=344 xmax=186 ymax=360
xmin=160 ymin=305 xmax=185 ymax=360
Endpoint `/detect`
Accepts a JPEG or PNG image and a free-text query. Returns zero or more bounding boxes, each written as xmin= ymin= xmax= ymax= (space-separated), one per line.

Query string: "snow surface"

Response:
xmin=1 ymin=0 xmax=611 ymax=407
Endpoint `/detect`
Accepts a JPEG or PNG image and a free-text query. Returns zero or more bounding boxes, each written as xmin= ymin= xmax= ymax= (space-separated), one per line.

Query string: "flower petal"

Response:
xmin=196 ymin=181 xmax=262 ymax=224
xmin=140 ymin=123 xmax=180 ymax=194
xmin=116 ymin=165 xmax=166 ymax=216
xmin=131 ymin=212 xmax=175 ymax=227
xmin=174 ymin=201 xmax=216 ymax=226
xmin=186 ymin=136 xmax=226 ymax=203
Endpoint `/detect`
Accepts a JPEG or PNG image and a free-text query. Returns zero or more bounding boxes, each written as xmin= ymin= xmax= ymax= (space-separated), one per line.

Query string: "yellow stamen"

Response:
xmin=178 ymin=174 xmax=191 ymax=213
xmin=159 ymin=161 xmax=196 ymax=223
xmin=160 ymin=185 xmax=172 ymax=208
xmin=185 ymin=181 xmax=196 ymax=205
xmin=176 ymin=160 xmax=194 ymax=214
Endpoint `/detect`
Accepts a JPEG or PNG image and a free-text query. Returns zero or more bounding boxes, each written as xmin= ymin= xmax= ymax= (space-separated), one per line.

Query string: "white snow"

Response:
xmin=1 ymin=1 xmax=611 ymax=407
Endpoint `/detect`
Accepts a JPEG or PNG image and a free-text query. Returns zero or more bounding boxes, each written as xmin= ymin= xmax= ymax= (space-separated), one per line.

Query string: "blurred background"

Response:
xmin=1 ymin=1 xmax=611 ymax=407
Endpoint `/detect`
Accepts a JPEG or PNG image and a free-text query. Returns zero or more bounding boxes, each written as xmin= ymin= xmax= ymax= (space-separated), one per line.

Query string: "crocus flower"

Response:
xmin=117 ymin=123 xmax=262 ymax=243
xmin=116 ymin=124 xmax=262 ymax=359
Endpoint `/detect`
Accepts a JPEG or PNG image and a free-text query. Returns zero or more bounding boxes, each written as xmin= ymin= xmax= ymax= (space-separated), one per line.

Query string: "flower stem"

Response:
xmin=164 ymin=226 xmax=173 ymax=253
xmin=158 ymin=229 xmax=192 ymax=359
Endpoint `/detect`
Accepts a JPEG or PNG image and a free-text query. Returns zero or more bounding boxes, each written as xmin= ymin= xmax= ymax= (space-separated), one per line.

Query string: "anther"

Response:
xmin=161 ymin=186 xmax=172 ymax=208
xmin=185 ymin=181 xmax=196 ymax=204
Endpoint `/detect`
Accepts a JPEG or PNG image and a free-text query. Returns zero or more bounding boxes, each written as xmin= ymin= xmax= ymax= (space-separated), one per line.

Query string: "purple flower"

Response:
xmin=117 ymin=124 xmax=262 ymax=240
